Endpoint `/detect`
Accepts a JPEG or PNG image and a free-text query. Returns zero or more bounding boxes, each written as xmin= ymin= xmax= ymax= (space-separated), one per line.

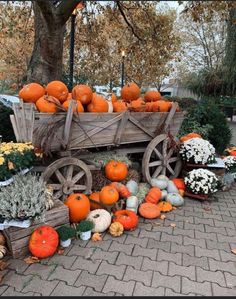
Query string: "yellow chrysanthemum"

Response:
xmin=0 ymin=157 xmax=5 ymax=165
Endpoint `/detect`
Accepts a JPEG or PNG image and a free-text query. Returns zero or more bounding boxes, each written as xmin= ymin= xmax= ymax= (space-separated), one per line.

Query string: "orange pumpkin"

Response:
xmin=87 ymin=93 xmax=109 ymax=112
xmin=64 ymin=193 xmax=90 ymax=223
xmin=19 ymin=83 xmax=45 ymax=103
xmin=145 ymin=102 xmax=154 ymax=112
xmin=89 ymin=192 xmax=101 ymax=210
xmin=29 ymin=225 xmax=59 ymax=258
xmin=113 ymin=100 xmax=127 ymax=112
xmin=130 ymin=98 xmax=146 ymax=112
xmin=144 ymin=90 xmax=161 ymax=102
xmin=111 ymin=93 xmax=118 ymax=104
xmin=139 ymin=202 xmax=161 ymax=219
xmin=36 ymin=95 xmax=60 ymax=113
xmin=157 ymin=100 xmax=172 ymax=112
xmin=45 ymin=81 xmax=68 ymax=103
xmin=180 ymin=133 xmax=202 ymax=143
xmin=121 ymin=82 xmax=140 ymax=102
xmin=113 ymin=210 xmax=138 ymax=230
xmin=62 ymin=100 xmax=84 ymax=113
xmin=67 ymin=93 xmax=73 ymax=100
xmin=152 ymin=101 xmax=159 ymax=112
xmin=99 ymin=186 xmax=119 ymax=205
xmin=72 ymin=84 xmax=93 ymax=105
xmin=145 ymin=187 xmax=162 ymax=204
xmin=110 ymin=182 xmax=131 ymax=198
xmin=172 ymin=178 xmax=186 ymax=191
xmin=230 ymin=151 xmax=236 ymax=157
xmin=179 ymin=189 xmax=185 ymax=197
xmin=157 ymin=201 xmax=173 ymax=212
xmin=105 ymin=160 xmax=128 ymax=181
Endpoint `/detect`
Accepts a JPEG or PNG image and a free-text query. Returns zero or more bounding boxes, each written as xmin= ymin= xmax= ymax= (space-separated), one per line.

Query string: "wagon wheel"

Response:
xmin=42 ymin=157 xmax=92 ymax=201
xmin=142 ymin=134 xmax=182 ymax=183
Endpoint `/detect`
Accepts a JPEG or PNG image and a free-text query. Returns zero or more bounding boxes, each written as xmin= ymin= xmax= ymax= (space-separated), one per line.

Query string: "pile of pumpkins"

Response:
xmin=19 ymin=81 xmax=179 ymax=113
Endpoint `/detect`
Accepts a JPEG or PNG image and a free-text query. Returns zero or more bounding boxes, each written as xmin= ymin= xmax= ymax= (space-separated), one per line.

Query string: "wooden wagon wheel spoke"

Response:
xmin=162 ymin=139 xmax=168 ymax=158
xmin=47 ymin=184 xmax=62 ymax=190
xmin=166 ymin=147 xmax=174 ymax=160
xmin=66 ymin=165 xmax=74 ymax=181
xmin=169 ymin=156 xmax=179 ymax=163
xmin=71 ymin=170 xmax=85 ymax=184
xmin=55 ymin=170 xmax=65 ymax=184
xmin=153 ymin=165 xmax=163 ymax=178
xmin=54 ymin=190 xmax=63 ymax=199
xmin=154 ymin=148 xmax=163 ymax=160
xmin=71 ymin=184 xmax=87 ymax=191
xmin=149 ymin=160 xmax=162 ymax=167
xmin=166 ymin=163 xmax=175 ymax=176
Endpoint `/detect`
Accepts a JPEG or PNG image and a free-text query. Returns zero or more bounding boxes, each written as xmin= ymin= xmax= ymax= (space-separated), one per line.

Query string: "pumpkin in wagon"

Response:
xmin=45 ymin=80 xmax=69 ymax=103
xmin=19 ymin=82 xmax=45 ymax=103
xmin=87 ymin=93 xmax=109 ymax=113
xmin=64 ymin=193 xmax=90 ymax=223
xmin=157 ymin=100 xmax=172 ymax=112
xmin=113 ymin=100 xmax=127 ymax=112
xmin=105 ymin=160 xmax=128 ymax=181
xmin=72 ymin=84 xmax=93 ymax=105
xmin=113 ymin=210 xmax=138 ymax=230
xmin=121 ymin=82 xmax=140 ymax=102
xmin=62 ymin=99 xmax=84 ymax=113
xmin=144 ymin=90 xmax=161 ymax=102
xmin=36 ymin=95 xmax=60 ymax=113
xmin=130 ymin=98 xmax=146 ymax=112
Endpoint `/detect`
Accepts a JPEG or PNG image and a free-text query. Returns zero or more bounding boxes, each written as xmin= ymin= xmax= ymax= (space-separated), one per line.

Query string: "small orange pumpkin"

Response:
xmin=100 ymin=186 xmax=119 ymax=205
xmin=139 ymin=202 xmax=161 ymax=219
xmin=110 ymin=182 xmax=131 ymax=198
xmin=130 ymin=98 xmax=146 ymax=112
xmin=157 ymin=100 xmax=172 ymax=112
xmin=113 ymin=210 xmax=138 ymax=230
xmin=105 ymin=160 xmax=128 ymax=182
xmin=145 ymin=102 xmax=154 ymax=112
xmin=113 ymin=100 xmax=127 ymax=112
xmin=145 ymin=187 xmax=162 ymax=204
xmin=19 ymin=83 xmax=45 ymax=103
xmin=87 ymin=93 xmax=109 ymax=113
xmin=45 ymin=81 xmax=69 ymax=103
xmin=230 ymin=151 xmax=236 ymax=157
xmin=62 ymin=100 xmax=84 ymax=113
xmin=180 ymin=133 xmax=202 ymax=143
xmin=64 ymin=193 xmax=90 ymax=223
xmin=36 ymin=95 xmax=60 ymax=113
xmin=157 ymin=201 xmax=173 ymax=212
xmin=121 ymin=82 xmax=140 ymax=102
xmin=72 ymin=84 xmax=93 ymax=105
xmin=172 ymin=178 xmax=186 ymax=191
xmin=144 ymin=90 xmax=161 ymax=102
xmin=67 ymin=93 xmax=73 ymax=100
xmin=111 ymin=93 xmax=118 ymax=104
xmin=152 ymin=101 xmax=159 ymax=112
xmin=89 ymin=192 xmax=102 ymax=210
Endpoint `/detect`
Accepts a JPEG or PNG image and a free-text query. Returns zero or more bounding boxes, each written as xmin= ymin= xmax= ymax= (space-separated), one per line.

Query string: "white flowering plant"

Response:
xmin=179 ymin=138 xmax=216 ymax=165
xmin=223 ymin=156 xmax=236 ymax=173
xmin=184 ymin=168 xmax=219 ymax=195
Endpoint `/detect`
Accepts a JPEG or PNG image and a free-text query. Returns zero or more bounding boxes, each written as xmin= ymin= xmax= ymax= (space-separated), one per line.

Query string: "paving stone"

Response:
xmin=24 ymin=263 xmax=56 ymax=280
xmin=184 ymin=222 xmax=205 ymax=232
xmin=74 ymin=270 xmax=107 ymax=291
xmin=86 ymin=240 xmax=112 ymax=251
xmin=217 ymin=234 xmax=236 ymax=243
xmin=224 ymin=272 xmax=236 ymax=288
xmin=185 ymin=211 xmax=203 ymax=218
xmin=165 ymin=289 xmax=183 ymax=296
xmin=7 ymin=259 xmax=29 ymax=274
xmin=103 ymin=233 xmax=127 ymax=243
xmin=206 ymin=239 xmax=231 ymax=251
xmin=151 ymin=225 xmax=173 ymax=234
xmin=47 ymin=265 xmax=81 ymax=285
xmin=222 ymin=215 xmax=236 ymax=223
xmin=157 ymin=249 xmax=182 ymax=265
xmin=168 ymin=262 xmax=195 ymax=280
xmin=171 ymin=243 xmax=194 ymax=256
xmin=220 ymin=250 xmax=236 ymax=262
xmin=50 ymin=281 xmax=85 ymax=296
xmin=230 ymin=211 xmax=236 ymax=217
xmin=174 ymin=215 xmax=194 ymax=223
xmin=109 ymin=241 xmax=134 ymax=255
xmin=197 ymin=267 xmax=226 ymax=289
xmin=173 ymin=228 xmax=195 ymax=238
xmin=116 ymin=252 xmax=143 ymax=270
xmin=97 ymin=260 xmax=126 ymax=280
xmin=147 ymin=239 xmax=171 ymax=252
xmin=92 ymin=248 xmax=119 ymax=263
xmin=1 ymin=271 xmax=33 ymax=291
xmin=139 ymin=230 xmax=161 ymax=241
xmin=205 ymin=225 xmax=227 ymax=235
xmin=71 ymin=256 xmax=101 ymax=274
xmin=125 ymin=228 xmax=140 ymax=237
xmin=214 ymin=219 xmax=235 ymax=229
xmin=138 ymin=222 xmax=153 ymax=231
xmin=125 ymin=235 xmax=149 ymax=247
xmin=123 ymin=266 xmax=153 ymax=286
xmin=195 ymin=231 xmax=217 ymax=241
xmin=2 ymin=287 xmax=36 ymax=296
xmin=133 ymin=282 xmax=165 ymax=296
xmin=194 ymin=217 xmax=214 ymax=226
xmin=161 ymin=232 xmax=183 ymax=245
xmin=182 ymin=277 xmax=212 ymax=296
xmin=183 ymin=254 xmax=209 ymax=270
xmin=83 ymin=287 xmax=115 ymax=296
xmin=212 ymin=283 xmax=236 ymax=296
xmin=152 ymin=271 xmax=181 ymax=293
xmin=212 ymin=209 xmax=231 ymax=216
xmin=209 ymin=259 xmax=236 ymax=275
xmin=22 ymin=276 xmax=59 ymax=296
xmin=226 ymin=228 xmax=236 ymax=236
xmin=164 ymin=219 xmax=184 ymax=229
xmin=132 ymin=245 xmax=157 ymax=260
xmin=202 ymin=212 xmax=223 ymax=220
xmin=195 ymin=246 xmax=220 ymax=260
xmin=67 ymin=245 xmax=94 ymax=257
xmin=141 ymin=257 xmax=168 ymax=275
xmin=47 ymin=254 xmax=77 ymax=269
xmin=102 ymin=276 xmax=135 ymax=296
xmin=0 ymin=285 xmax=10 ymax=295
xmin=183 ymin=236 xmax=206 ymax=248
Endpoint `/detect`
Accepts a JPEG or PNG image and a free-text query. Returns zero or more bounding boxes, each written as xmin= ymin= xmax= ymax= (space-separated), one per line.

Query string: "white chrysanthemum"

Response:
xmin=223 ymin=156 xmax=236 ymax=172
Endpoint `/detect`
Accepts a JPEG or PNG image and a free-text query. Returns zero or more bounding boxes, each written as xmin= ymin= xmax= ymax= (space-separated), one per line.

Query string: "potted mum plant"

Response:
xmin=56 ymin=225 xmax=76 ymax=247
xmin=76 ymin=220 xmax=94 ymax=241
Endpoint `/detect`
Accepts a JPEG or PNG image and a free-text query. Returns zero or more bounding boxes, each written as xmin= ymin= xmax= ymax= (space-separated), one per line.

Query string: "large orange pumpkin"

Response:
xmin=87 ymin=93 xmax=109 ymax=112
xmin=62 ymin=100 xmax=84 ymax=113
xmin=144 ymin=90 xmax=161 ymax=102
xmin=113 ymin=210 xmax=138 ymax=230
xmin=139 ymin=202 xmax=161 ymax=219
xmin=121 ymin=82 xmax=140 ymax=102
xmin=45 ymin=81 xmax=68 ymax=103
xmin=113 ymin=100 xmax=127 ymax=112
xmin=36 ymin=95 xmax=60 ymax=113
xmin=145 ymin=187 xmax=162 ymax=204
xmin=130 ymin=98 xmax=146 ymax=112
xmin=72 ymin=84 xmax=93 ymax=105
xmin=64 ymin=193 xmax=90 ymax=223
xmin=19 ymin=83 xmax=45 ymax=103
xmin=29 ymin=225 xmax=59 ymax=258
xmin=172 ymin=178 xmax=186 ymax=191
xmin=180 ymin=133 xmax=202 ymax=143
xmin=105 ymin=160 xmax=128 ymax=181
xmin=89 ymin=192 xmax=102 ymax=210
xmin=100 ymin=186 xmax=119 ymax=205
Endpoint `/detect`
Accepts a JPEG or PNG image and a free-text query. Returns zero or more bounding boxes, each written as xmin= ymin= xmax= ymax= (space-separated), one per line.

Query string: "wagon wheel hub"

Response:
xmin=62 ymin=181 xmax=74 ymax=195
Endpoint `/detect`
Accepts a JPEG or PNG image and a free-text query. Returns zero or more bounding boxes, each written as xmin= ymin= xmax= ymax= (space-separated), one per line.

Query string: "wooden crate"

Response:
xmin=3 ymin=200 xmax=69 ymax=259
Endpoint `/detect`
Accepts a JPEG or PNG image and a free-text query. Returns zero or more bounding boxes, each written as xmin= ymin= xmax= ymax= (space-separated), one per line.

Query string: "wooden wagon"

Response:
xmin=10 ymin=100 xmax=184 ymax=200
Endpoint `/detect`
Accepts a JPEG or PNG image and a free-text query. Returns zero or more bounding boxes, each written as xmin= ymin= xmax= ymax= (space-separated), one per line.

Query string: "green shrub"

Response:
xmin=165 ymin=96 xmax=198 ymax=110
xmin=0 ymin=103 xmax=16 ymax=142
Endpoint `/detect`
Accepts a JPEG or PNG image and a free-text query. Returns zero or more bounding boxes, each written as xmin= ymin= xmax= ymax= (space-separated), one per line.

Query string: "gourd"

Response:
xmin=113 ymin=210 xmax=138 ymax=231
xmin=172 ymin=178 xmax=186 ymax=191
xmin=126 ymin=196 xmax=139 ymax=213
xmin=121 ymin=82 xmax=140 ymax=102
xmin=99 ymin=186 xmax=119 ymax=205
xmin=105 ymin=160 xmax=128 ymax=182
xmin=72 ymin=84 xmax=93 ymax=105
xmin=109 ymin=222 xmax=124 ymax=237
xmin=167 ymin=181 xmax=179 ymax=193
xmin=92 ymin=233 xmax=102 ymax=241
xmin=144 ymin=90 xmax=161 ymax=102
xmin=64 ymin=193 xmax=90 ymax=223
xmin=29 ymin=225 xmax=59 ymax=259
xmin=136 ymin=183 xmax=150 ymax=204
xmin=87 ymin=209 xmax=111 ymax=233
xmin=156 ymin=175 xmax=169 ymax=182
xmin=126 ymin=180 xmax=138 ymax=195
xmin=150 ymin=178 xmax=168 ymax=190
xmin=45 ymin=80 xmax=69 ymax=103
xmin=166 ymin=193 xmax=184 ymax=207
xmin=19 ymin=83 xmax=45 ymax=103
xmin=139 ymin=202 xmax=161 ymax=219
xmin=161 ymin=190 xmax=168 ymax=201
xmin=145 ymin=187 xmax=161 ymax=204
xmin=179 ymin=189 xmax=185 ymax=197
xmin=157 ymin=201 xmax=173 ymax=212
xmin=110 ymin=182 xmax=131 ymax=198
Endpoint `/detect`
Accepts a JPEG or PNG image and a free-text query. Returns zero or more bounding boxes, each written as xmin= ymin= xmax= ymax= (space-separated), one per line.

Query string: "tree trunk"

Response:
xmin=27 ymin=3 xmax=65 ymax=84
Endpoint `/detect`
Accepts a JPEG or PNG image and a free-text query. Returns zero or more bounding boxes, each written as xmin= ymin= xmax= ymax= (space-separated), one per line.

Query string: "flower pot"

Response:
xmin=80 ymin=230 xmax=91 ymax=241
xmin=60 ymin=238 xmax=71 ymax=248
xmin=184 ymin=191 xmax=209 ymax=200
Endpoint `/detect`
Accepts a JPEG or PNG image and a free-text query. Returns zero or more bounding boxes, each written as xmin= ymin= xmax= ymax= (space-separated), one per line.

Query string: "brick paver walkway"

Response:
xmin=1 ymin=184 xmax=236 ymax=296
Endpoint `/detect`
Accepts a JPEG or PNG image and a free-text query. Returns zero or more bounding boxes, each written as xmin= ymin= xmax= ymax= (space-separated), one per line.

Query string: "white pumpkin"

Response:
xmin=161 ymin=190 xmax=168 ymax=201
xmin=126 ymin=196 xmax=139 ymax=213
xmin=151 ymin=178 xmax=168 ymax=190
xmin=126 ymin=180 xmax=138 ymax=195
xmin=87 ymin=209 xmax=111 ymax=233
xmin=167 ymin=180 xmax=179 ymax=193
xmin=166 ymin=193 xmax=184 ymax=206
xmin=156 ymin=175 xmax=169 ymax=182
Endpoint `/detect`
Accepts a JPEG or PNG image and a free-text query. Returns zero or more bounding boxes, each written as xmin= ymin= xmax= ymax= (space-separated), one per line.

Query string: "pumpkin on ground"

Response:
xmin=167 ymin=180 xmax=179 ymax=193
xmin=121 ymin=82 xmax=140 ymax=102
xmin=29 ymin=225 xmax=59 ymax=258
xmin=62 ymin=100 xmax=84 ymax=113
xmin=105 ymin=160 xmax=128 ymax=181
xmin=126 ymin=180 xmax=139 ymax=196
xmin=19 ymin=83 xmax=45 ymax=103
xmin=36 ymin=95 xmax=60 ymax=113
xmin=180 ymin=132 xmax=202 ymax=143
xmin=87 ymin=93 xmax=109 ymax=113
xmin=145 ymin=187 xmax=162 ymax=204
xmin=126 ymin=196 xmax=139 ymax=213
xmin=151 ymin=178 xmax=168 ymax=190
xmin=109 ymin=222 xmax=124 ymax=237
xmin=113 ymin=100 xmax=127 ymax=112
xmin=89 ymin=192 xmax=102 ymax=210
xmin=161 ymin=190 xmax=168 ymax=201
xmin=99 ymin=185 xmax=119 ymax=205
xmin=45 ymin=81 xmax=68 ymax=103
xmin=139 ymin=202 xmax=161 ymax=219
xmin=157 ymin=201 xmax=173 ymax=212
xmin=166 ymin=193 xmax=184 ymax=207
xmin=172 ymin=178 xmax=186 ymax=191
xmin=110 ymin=182 xmax=131 ymax=198
xmin=92 ymin=233 xmax=102 ymax=241
xmin=72 ymin=84 xmax=93 ymax=105
xmin=113 ymin=210 xmax=138 ymax=230
xmin=144 ymin=90 xmax=161 ymax=102
xmin=87 ymin=209 xmax=111 ymax=232
xmin=64 ymin=193 xmax=90 ymax=223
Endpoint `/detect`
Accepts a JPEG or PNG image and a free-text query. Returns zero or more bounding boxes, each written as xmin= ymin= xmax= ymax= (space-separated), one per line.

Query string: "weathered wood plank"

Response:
xmin=114 ymin=110 xmax=129 ymax=145
xmin=63 ymin=100 xmax=76 ymax=149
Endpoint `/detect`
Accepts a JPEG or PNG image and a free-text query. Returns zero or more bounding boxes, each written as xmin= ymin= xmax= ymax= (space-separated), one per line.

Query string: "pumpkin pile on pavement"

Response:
xmin=19 ymin=81 xmax=180 ymax=113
